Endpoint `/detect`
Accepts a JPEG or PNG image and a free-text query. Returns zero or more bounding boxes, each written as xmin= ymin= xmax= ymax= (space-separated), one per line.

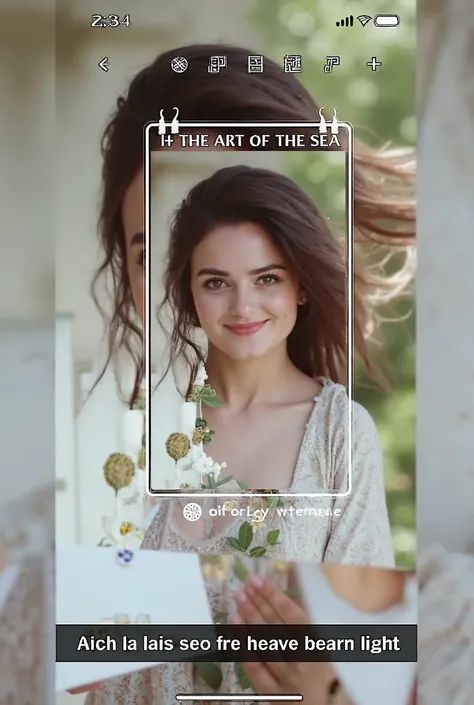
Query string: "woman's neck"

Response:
xmin=205 ymin=344 xmax=297 ymax=410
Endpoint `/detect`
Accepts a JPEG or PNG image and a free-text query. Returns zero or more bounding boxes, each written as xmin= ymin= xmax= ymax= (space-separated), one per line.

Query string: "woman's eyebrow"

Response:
xmin=197 ymin=264 xmax=287 ymax=277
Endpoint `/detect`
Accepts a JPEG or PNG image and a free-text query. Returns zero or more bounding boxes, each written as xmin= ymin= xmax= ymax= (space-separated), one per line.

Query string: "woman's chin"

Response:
xmin=221 ymin=342 xmax=275 ymax=363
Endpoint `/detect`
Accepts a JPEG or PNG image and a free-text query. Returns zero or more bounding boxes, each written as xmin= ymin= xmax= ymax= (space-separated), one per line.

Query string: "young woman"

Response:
xmin=75 ymin=41 xmax=417 ymax=703
xmin=147 ymin=163 xmax=394 ymax=559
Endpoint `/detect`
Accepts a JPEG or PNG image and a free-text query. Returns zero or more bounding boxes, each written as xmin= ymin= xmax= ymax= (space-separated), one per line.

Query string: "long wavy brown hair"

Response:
xmin=91 ymin=43 xmax=415 ymax=403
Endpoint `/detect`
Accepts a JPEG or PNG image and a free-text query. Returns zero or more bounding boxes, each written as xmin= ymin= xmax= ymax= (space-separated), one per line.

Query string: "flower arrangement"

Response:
xmin=165 ymin=363 xmax=234 ymax=490
xmin=99 ymin=364 xmax=290 ymax=695
xmin=99 ymin=390 xmax=147 ymax=549
xmin=167 ymin=364 xmax=290 ymax=694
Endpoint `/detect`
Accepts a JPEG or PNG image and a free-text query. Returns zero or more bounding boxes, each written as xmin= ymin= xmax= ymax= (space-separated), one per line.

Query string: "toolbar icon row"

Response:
xmin=171 ymin=54 xmax=384 ymax=75
xmin=170 ymin=55 xmax=304 ymax=75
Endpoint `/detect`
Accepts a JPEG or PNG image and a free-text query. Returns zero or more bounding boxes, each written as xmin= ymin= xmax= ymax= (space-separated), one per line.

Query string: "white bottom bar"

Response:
xmin=176 ymin=695 xmax=303 ymax=702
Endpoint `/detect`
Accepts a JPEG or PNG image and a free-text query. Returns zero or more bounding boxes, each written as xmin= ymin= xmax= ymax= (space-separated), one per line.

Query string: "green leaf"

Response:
xmin=202 ymin=397 xmax=226 ymax=408
xmin=232 ymin=556 xmax=249 ymax=583
xmin=214 ymin=475 xmax=235 ymax=487
xmin=236 ymin=479 xmax=249 ymax=490
xmin=195 ymin=417 xmax=207 ymax=428
xmin=202 ymin=433 xmax=213 ymax=444
xmin=234 ymin=662 xmax=253 ymax=691
xmin=195 ymin=662 xmax=223 ymax=691
xmin=213 ymin=611 xmax=228 ymax=624
xmin=227 ymin=537 xmax=243 ymax=551
xmin=238 ymin=522 xmax=254 ymax=551
xmin=266 ymin=529 xmax=280 ymax=545
xmin=248 ymin=546 xmax=267 ymax=557
xmin=267 ymin=496 xmax=281 ymax=508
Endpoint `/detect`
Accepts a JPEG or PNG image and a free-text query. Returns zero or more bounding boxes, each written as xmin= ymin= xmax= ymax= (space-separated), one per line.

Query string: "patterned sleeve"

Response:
xmin=323 ymin=401 xmax=395 ymax=567
xmin=0 ymin=484 xmax=55 ymax=704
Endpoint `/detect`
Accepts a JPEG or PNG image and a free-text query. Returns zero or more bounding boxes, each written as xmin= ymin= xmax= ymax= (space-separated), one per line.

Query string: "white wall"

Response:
xmin=417 ymin=0 xmax=474 ymax=553
xmin=0 ymin=323 xmax=54 ymax=507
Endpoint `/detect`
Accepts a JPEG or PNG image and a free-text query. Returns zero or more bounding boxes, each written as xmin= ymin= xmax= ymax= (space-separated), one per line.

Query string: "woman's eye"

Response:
xmin=205 ymin=278 xmax=226 ymax=289
xmin=136 ymin=250 xmax=145 ymax=268
xmin=259 ymin=275 xmax=279 ymax=285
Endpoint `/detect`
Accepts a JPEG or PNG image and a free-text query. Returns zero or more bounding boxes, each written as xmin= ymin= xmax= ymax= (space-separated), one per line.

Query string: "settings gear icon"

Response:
xmin=182 ymin=502 xmax=203 ymax=522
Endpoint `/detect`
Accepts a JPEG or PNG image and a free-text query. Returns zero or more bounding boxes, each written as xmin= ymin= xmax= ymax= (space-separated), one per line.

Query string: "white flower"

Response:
xmin=250 ymin=519 xmax=267 ymax=533
xmin=176 ymin=451 xmax=203 ymax=488
xmin=212 ymin=462 xmax=222 ymax=479
xmin=174 ymin=467 xmax=202 ymax=489
xmin=252 ymin=509 xmax=266 ymax=523
xmin=249 ymin=508 xmax=267 ymax=533
xmin=176 ymin=443 xmax=226 ymax=487
xmin=194 ymin=363 xmax=208 ymax=388
xmin=101 ymin=517 xmax=144 ymax=548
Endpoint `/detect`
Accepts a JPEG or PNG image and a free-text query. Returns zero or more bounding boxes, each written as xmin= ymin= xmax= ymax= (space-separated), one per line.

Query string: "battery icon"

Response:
xmin=373 ymin=14 xmax=400 ymax=27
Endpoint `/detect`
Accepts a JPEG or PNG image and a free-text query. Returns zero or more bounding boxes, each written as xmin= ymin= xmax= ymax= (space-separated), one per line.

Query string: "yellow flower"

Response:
xmin=165 ymin=433 xmax=191 ymax=460
xmin=223 ymin=500 xmax=238 ymax=511
xmin=192 ymin=428 xmax=206 ymax=445
xmin=103 ymin=453 xmax=135 ymax=492
xmin=119 ymin=521 xmax=134 ymax=536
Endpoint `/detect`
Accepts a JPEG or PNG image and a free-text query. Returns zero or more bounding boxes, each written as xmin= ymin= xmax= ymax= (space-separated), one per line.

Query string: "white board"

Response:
xmin=56 ymin=546 xmax=213 ymax=692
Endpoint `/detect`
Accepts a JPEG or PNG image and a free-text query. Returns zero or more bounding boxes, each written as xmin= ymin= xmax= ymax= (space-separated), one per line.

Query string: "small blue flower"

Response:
xmin=116 ymin=548 xmax=134 ymax=566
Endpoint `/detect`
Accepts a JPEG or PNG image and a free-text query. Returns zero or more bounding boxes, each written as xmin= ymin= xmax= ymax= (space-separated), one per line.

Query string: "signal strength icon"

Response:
xmin=336 ymin=15 xmax=354 ymax=27
xmin=357 ymin=15 xmax=372 ymax=26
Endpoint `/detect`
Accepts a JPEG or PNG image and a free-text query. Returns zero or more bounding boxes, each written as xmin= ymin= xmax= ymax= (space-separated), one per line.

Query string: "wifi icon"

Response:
xmin=357 ymin=15 xmax=372 ymax=26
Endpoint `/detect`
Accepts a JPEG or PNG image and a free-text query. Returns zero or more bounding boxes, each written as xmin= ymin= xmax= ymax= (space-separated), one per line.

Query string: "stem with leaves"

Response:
xmin=227 ymin=521 xmax=280 ymax=558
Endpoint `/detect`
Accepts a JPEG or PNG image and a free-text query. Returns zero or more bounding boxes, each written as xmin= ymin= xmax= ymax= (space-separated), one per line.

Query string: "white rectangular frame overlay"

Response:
xmin=144 ymin=120 xmax=354 ymax=498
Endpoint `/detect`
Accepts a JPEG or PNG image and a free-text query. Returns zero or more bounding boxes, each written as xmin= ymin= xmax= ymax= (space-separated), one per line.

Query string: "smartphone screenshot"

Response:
xmin=53 ymin=1 xmax=415 ymax=703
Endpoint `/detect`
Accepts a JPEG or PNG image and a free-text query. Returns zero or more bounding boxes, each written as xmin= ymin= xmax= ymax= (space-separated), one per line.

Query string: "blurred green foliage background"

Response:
xmin=253 ymin=0 xmax=416 ymax=567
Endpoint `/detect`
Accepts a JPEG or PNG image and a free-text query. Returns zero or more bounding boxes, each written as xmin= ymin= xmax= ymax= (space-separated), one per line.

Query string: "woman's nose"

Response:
xmin=228 ymin=286 xmax=256 ymax=317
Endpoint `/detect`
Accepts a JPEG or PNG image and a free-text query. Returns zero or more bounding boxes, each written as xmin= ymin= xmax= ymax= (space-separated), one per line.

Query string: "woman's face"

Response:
xmin=190 ymin=223 xmax=301 ymax=362
xmin=122 ymin=168 xmax=145 ymax=323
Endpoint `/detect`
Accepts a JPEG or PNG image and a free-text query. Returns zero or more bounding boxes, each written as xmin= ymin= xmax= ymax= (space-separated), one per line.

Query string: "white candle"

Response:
xmin=121 ymin=409 xmax=144 ymax=458
xmin=136 ymin=469 xmax=146 ymax=499
xmin=180 ymin=401 xmax=197 ymax=435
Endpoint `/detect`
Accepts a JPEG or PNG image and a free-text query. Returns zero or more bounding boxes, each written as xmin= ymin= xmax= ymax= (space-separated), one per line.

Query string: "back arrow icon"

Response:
xmin=98 ymin=57 xmax=109 ymax=72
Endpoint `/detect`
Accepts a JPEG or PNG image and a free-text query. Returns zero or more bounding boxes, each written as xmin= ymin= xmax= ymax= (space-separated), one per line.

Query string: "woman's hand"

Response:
xmin=229 ymin=574 xmax=337 ymax=704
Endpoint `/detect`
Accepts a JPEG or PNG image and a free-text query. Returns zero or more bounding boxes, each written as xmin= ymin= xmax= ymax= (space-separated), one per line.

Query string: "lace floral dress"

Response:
xmin=86 ymin=382 xmax=395 ymax=704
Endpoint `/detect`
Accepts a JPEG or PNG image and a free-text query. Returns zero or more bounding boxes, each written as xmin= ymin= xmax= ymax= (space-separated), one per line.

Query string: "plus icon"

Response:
xmin=366 ymin=57 xmax=382 ymax=71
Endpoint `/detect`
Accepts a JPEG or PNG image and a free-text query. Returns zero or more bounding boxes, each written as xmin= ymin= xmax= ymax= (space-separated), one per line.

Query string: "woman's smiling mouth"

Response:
xmin=224 ymin=321 xmax=268 ymax=336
